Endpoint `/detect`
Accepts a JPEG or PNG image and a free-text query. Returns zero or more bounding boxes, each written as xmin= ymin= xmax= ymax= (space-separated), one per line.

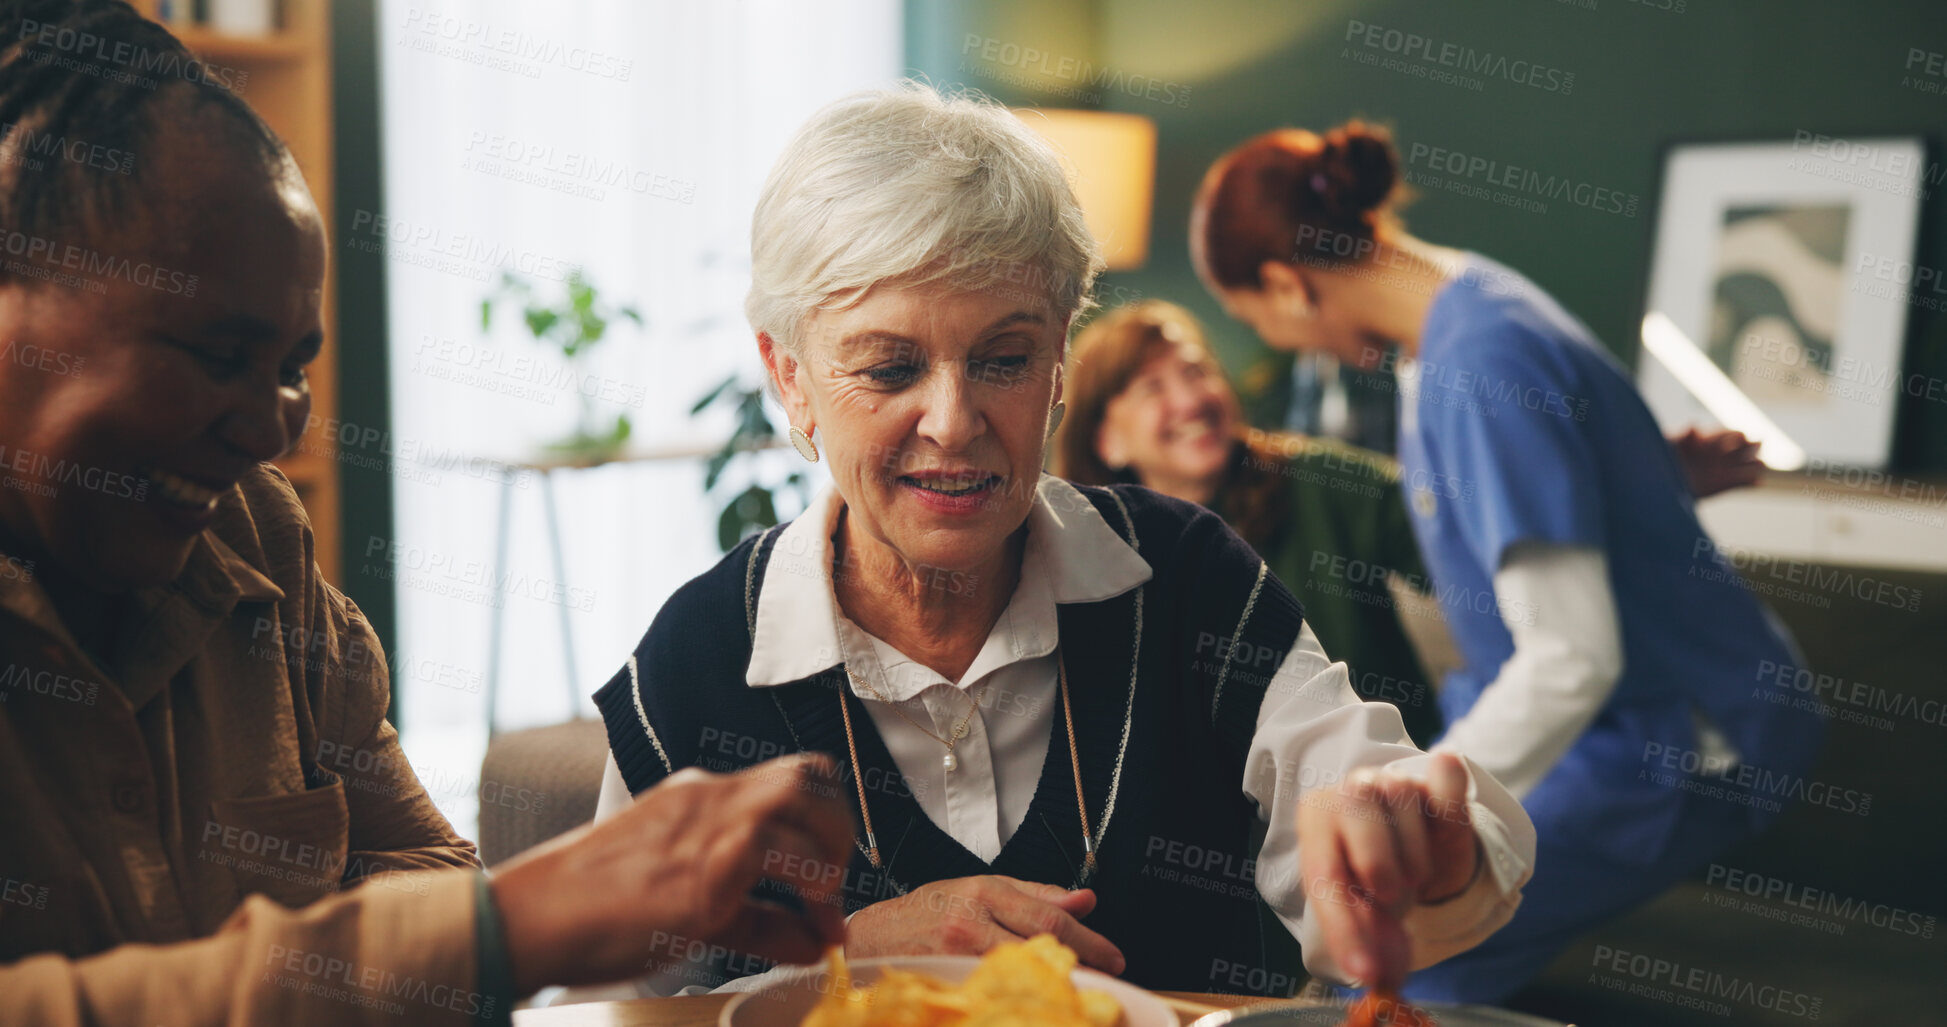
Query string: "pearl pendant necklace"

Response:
xmin=849 ymin=670 xmax=996 ymax=776
xmin=838 ymin=649 xmax=1097 ymax=881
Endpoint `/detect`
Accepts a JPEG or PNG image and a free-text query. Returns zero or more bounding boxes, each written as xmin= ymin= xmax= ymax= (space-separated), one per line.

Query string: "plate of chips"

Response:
xmin=719 ymin=935 xmax=1174 ymax=1027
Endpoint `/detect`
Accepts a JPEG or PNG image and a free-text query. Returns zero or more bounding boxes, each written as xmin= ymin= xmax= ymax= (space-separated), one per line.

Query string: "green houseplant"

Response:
xmin=690 ymin=374 xmax=811 ymax=551
xmin=480 ymin=269 xmax=643 ymax=466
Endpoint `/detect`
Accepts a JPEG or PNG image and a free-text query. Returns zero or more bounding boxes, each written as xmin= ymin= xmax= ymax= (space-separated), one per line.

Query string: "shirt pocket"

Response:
xmin=203 ymin=778 xmax=351 ymax=910
xmin=0 ymin=851 xmax=112 ymax=959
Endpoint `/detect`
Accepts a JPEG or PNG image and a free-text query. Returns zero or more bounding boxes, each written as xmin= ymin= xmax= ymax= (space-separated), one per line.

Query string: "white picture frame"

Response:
xmin=1637 ymin=136 xmax=1926 ymax=469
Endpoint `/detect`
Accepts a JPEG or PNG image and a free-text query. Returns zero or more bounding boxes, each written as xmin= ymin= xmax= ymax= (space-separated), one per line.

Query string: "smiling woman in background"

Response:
xmin=0 ymin=2 xmax=854 ymax=1023
xmin=1053 ymin=300 xmax=1441 ymax=747
xmin=592 ymin=83 xmax=1536 ymax=1000
xmin=1190 ymin=120 xmax=1825 ymax=1004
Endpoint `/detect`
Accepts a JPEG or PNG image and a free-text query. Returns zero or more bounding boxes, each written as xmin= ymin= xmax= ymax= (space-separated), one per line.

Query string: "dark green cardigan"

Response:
xmin=1208 ymin=438 xmax=1442 ymax=747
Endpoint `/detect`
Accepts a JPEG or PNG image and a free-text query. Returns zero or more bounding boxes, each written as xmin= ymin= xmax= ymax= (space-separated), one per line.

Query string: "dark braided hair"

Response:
xmin=0 ymin=0 xmax=288 ymax=273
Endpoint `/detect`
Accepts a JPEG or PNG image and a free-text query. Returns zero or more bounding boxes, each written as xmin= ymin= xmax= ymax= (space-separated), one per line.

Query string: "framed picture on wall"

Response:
xmin=1636 ymin=135 xmax=1927 ymax=469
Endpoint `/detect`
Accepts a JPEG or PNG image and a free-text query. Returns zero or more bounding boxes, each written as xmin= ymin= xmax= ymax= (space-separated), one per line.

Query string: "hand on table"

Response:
xmin=1672 ymin=427 xmax=1764 ymax=499
xmin=1297 ymin=752 xmax=1482 ymax=992
xmin=847 ymin=875 xmax=1126 ymax=975
xmin=490 ymin=753 xmax=854 ymax=992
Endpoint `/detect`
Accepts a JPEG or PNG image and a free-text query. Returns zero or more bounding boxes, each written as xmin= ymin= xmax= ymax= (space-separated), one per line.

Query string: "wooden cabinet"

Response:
xmin=133 ymin=0 xmax=343 ymax=582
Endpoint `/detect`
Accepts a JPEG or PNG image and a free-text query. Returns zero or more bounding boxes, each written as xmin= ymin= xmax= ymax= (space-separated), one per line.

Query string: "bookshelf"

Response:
xmin=134 ymin=0 xmax=344 ymax=583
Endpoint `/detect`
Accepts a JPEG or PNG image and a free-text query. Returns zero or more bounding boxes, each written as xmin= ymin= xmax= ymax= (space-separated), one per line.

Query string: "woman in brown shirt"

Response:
xmin=0 ymin=2 xmax=850 ymax=1023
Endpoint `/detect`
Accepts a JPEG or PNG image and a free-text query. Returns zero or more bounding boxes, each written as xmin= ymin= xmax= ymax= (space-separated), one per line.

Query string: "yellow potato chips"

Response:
xmin=802 ymin=936 xmax=1123 ymax=1027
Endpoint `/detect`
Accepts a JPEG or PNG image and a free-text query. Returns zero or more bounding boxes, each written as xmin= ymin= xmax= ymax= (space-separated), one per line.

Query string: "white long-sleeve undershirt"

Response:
xmin=1430 ymin=542 xmax=1624 ymax=800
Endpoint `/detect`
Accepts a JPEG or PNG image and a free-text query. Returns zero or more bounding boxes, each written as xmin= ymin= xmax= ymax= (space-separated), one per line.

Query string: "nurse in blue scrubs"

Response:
xmin=1187 ymin=122 xmax=1826 ymax=1003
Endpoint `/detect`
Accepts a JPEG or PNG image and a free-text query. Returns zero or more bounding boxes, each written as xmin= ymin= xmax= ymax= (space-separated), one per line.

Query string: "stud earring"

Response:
xmin=1046 ymin=401 xmax=1066 ymax=439
xmin=788 ymin=424 xmax=819 ymax=463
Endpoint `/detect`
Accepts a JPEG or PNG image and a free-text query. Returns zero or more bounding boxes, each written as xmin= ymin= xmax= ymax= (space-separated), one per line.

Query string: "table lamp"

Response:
xmin=1013 ymin=108 xmax=1157 ymax=271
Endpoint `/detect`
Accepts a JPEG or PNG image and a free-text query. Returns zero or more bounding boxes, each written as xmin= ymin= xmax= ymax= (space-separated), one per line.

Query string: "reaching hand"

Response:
xmin=1672 ymin=427 xmax=1763 ymax=499
xmin=1297 ymin=752 xmax=1482 ymax=992
xmin=490 ymin=753 xmax=855 ymax=992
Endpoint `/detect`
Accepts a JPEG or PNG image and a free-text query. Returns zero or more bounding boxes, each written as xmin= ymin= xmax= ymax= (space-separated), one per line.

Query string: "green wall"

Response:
xmin=908 ymin=0 xmax=1947 ymax=469
xmin=331 ymin=0 xmax=399 ymax=717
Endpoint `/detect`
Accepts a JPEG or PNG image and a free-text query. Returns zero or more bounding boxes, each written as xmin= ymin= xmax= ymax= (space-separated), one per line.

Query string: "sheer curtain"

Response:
xmin=374 ymin=0 xmax=899 ymax=837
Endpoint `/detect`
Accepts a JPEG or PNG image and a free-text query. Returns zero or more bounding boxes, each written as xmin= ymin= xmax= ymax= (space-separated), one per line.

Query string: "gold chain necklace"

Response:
xmin=839 ymin=649 xmax=1096 ymax=879
xmin=830 ymin=515 xmax=997 ymax=774
xmin=846 ymin=667 xmax=996 ymax=774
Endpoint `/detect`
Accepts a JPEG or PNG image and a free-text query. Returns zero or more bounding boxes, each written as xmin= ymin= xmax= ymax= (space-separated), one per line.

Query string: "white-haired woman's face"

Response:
xmin=765 ymin=281 xmax=1065 ymax=575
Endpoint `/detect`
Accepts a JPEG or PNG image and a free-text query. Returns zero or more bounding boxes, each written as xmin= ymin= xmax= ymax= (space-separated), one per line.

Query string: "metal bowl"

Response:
xmin=1190 ymin=1003 xmax=1566 ymax=1027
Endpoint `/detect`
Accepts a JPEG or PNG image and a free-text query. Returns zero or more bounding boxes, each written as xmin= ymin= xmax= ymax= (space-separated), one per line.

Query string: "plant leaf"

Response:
xmin=716 ymin=484 xmax=780 ymax=551
xmin=690 ymin=373 xmax=738 ymax=415
xmin=736 ymin=390 xmax=774 ymax=442
xmin=738 ymin=485 xmax=779 ymax=530
xmin=703 ymin=445 xmax=734 ymax=491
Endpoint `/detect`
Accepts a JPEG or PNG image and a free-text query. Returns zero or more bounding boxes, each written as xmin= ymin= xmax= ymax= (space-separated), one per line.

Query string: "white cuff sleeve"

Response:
xmin=1431 ymin=542 xmax=1624 ymax=799
xmin=594 ymin=753 xmax=632 ymax=824
xmin=1244 ymin=625 xmax=1537 ymax=982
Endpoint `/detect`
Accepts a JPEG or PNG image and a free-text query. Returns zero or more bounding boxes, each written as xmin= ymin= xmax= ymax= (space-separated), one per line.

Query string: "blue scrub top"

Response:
xmin=1397 ymin=253 xmax=1823 ymax=862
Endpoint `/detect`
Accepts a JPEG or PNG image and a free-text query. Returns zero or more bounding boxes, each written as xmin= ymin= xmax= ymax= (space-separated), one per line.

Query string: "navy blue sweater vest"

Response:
xmin=594 ymin=484 xmax=1309 ymax=995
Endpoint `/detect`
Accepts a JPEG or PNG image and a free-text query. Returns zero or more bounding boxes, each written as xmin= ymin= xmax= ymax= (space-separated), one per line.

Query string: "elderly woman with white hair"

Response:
xmin=589 ymin=83 xmax=1536 ymax=997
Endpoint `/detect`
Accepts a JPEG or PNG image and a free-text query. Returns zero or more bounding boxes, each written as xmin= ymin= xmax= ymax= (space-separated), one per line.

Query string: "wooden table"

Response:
xmin=514 ymin=991 xmax=1304 ymax=1027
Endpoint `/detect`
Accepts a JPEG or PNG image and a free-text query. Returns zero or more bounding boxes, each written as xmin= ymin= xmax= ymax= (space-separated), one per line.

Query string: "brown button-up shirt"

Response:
xmin=0 ymin=466 xmax=492 ymax=1025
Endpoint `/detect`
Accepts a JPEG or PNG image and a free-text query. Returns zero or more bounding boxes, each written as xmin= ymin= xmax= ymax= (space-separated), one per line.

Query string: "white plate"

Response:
xmin=718 ymin=955 xmax=1175 ymax=1027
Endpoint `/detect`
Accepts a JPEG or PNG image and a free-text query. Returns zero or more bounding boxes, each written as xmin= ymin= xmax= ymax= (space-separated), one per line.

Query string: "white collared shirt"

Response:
xmin=741 ymin=474 xmax=1150 ymax=862
xmin=592 ymin=474 xmax=1535 ymax=986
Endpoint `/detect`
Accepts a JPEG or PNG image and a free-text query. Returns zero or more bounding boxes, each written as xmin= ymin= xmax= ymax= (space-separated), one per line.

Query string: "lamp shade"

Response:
xmin=1014 ymin=108 xmax=1156 ymax=271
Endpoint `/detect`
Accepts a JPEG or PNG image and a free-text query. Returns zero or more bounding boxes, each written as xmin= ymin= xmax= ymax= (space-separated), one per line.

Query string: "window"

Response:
xmin=376 ymin=0 xmax=899 ymax=837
